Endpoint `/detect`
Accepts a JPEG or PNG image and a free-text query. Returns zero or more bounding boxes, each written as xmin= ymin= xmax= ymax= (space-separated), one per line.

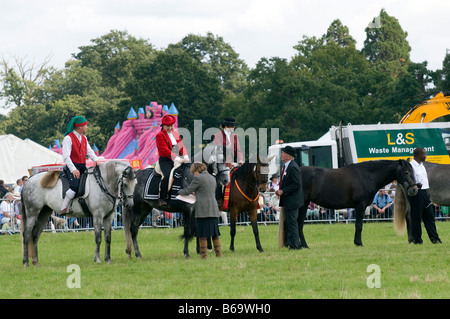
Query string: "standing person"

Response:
xmin=408 ymin=147 xmax=442 ymax=244
xmin=60 ymin=116 xmax=100 ymax=215
xmin=178 ymin=162 xmax=222 ymax=259
xmin=275 ymin=146 xmax=304 ymax=250
xmin=155 ymin=115 xmax=189 ymax=206
xmin=212 ymin=117 xmax=244 ymax=167
xmin=0 ymin=180 xmax=8 ymax=199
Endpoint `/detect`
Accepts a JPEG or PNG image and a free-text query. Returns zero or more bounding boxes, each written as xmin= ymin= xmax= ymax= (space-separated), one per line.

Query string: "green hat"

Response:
xmin=65 ymin=116 xmax=88 ymax=136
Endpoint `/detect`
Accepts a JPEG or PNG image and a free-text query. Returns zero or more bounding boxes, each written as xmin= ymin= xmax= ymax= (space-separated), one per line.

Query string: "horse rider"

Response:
xmin=155 ymin=114 xmax=189 ymax=206
xmin=60 ymin=116 xmax=100 ymax=215
xmin=212 ymin=117 xmax=244 ymax=168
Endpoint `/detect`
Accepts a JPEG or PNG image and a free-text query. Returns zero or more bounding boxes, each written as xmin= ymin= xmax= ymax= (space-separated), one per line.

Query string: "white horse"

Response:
xmin=21 ymin=161 xmax=137 ymax=266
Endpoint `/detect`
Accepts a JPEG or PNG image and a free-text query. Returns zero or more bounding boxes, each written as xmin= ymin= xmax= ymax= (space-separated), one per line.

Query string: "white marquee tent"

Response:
xmin=0 ymin=134 xmax=63 ymax=185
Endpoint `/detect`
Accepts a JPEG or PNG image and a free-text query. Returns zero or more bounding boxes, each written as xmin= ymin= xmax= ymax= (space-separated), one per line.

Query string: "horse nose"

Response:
xmin=125 ymin=200 xmax=134 ymax=209
xmin=408 ymin=186 xmax=419 ymax=196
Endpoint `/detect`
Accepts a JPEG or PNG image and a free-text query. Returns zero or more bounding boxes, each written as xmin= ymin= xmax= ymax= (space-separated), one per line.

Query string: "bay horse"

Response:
xmin=20 ymin=161 xmax=137 ymax=266
xmin=394 ymin=160 xmax=450 ymax=241
xmin=299 ymin=160 xmax=418 ymax=247
xmin=222 ymin=155 xmax=274 ymax=253
xmin=123 ymin=145 xmax=230 ymax=259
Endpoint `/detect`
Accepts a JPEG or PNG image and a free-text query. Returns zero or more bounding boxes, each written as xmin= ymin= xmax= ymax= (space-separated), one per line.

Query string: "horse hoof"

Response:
xmin=23 ymin=262 xmax=29 ymax=267
xmin=94 ymin=258 xmax=101 ymax=263
xmin=258 ymin=249 xmax=264 ymax=253
xmin=185 ymin=254 xmax=191 ymax=259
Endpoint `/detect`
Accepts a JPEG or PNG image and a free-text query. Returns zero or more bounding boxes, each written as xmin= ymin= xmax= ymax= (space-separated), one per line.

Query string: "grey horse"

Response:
xmin=21 ymin=161 xmax=137 ymax=266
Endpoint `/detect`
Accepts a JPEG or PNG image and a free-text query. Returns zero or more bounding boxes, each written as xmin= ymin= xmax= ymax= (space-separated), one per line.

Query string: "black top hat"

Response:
xmin=281 ymin=145 xmax=296 ymax=157
xmin=221 ymin=117 xmax=238 ymax=127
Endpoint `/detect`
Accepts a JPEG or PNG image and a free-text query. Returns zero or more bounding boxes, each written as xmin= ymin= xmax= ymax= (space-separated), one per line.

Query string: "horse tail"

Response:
xmin=394 ymin=184 xmax=407 ymax=235
xmin=40 ymin=171 xmax=61 ymax=188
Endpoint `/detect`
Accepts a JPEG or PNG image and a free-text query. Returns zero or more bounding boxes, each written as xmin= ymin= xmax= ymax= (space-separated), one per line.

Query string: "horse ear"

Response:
xmin=406 ymin=157 xmax=411 ymax=162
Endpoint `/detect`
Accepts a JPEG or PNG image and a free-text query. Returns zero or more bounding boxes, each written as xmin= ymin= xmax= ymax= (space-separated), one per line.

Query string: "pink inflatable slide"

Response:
xmin=100 ymin=102 xmax=179 ymax=168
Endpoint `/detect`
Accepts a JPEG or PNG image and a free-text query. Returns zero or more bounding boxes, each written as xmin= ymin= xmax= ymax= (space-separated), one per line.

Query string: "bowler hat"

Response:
xmin=220 ymin=117 xmax=238 ymax=127
xmin=281 ymin=145 xmax=296 ymax=157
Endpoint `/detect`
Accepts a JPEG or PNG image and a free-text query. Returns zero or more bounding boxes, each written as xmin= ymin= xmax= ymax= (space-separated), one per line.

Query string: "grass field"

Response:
xmin=1 ymin=222 xmax=449 ymax=299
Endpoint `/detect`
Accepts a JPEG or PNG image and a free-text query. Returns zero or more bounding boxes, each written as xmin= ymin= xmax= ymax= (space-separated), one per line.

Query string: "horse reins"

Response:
xmin=90 ymin=165 xmax=133 ymax=206
xmin=234 ymin=179 xmax=260 ymax=202
xmin=232 ymin=163 xmax=269 ymax=202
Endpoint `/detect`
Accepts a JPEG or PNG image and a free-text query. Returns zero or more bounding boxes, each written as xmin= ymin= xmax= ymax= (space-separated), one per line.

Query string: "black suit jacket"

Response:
xmin=279 ymin=160 xmax=304 ymax=210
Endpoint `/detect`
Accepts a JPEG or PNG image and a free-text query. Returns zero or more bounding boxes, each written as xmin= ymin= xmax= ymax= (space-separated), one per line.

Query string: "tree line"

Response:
xmin=1 ymin=9 xmax=449 ymax=152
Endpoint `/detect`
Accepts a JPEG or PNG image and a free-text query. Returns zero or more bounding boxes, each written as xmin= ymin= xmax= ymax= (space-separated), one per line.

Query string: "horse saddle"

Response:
xmin=143 ymin=161 xmax=184 ymax=201
xmin=60 ymin=168 xmax=89 ymax=199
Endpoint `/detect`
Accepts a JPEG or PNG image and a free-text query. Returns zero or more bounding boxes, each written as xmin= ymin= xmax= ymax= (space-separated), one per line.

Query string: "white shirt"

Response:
xmin=224 ymin=129 xmax=232 ymax=143
xmin=167 ymin=132 xmax=177 ymax=146
xmin=410 ymin=159 xmax=429 ymax=190
xmin=62 ymin=130 xmax=99 ymax=173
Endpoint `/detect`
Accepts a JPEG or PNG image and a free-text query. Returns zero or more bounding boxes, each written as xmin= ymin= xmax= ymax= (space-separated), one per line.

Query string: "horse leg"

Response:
xmin=229 ymin=208 xmax=237 ymax=252
xmin=298 ymin=204 xmax=309 ymax=248
xmin=183 ymin=207 xmax=196 ymax=259
xmin=22 ymin=217 xmax=35 ymax=267
xmin=123 ymin=206 xmax=134 ymax=258
xmin=30 ymin=207 xmax=53 ymax=266
xmin=354 ymin=206 xmax=365 ymax=246
xmin=103 ymin=213 xmax=114 ymax=263
xmin=249 ymin=207 xmax=263 ymax=252
xmin=93 ymin=215 xmax=103 ymax=263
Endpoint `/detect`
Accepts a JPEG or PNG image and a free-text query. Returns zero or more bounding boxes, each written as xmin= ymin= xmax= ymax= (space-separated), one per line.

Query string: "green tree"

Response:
xmin=169 ymin=32 xmax=249 ymax=95
xmin=324 ymin=19 xmax=356 ymax=48
xmin=73 ymin=30 xmax=155 ymax=91
xmin=433 ymin=52 xmax=450 ymax=92
xmin=0 ymin=55 xmax=53 ymax=109
xmin=362 ymin=9 xmax=411 ymax=78
xmin=127 ymin=48 xmax=224 ymax=133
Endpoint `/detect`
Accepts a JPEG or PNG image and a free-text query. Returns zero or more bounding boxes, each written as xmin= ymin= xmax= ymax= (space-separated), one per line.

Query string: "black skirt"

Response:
xmin=195 ymin=217 xmax=221 ymax=238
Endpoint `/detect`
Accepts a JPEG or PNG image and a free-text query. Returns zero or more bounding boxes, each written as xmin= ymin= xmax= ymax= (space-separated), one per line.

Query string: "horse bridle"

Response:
xmin=91 ymin=165 xmax=134 ymax=205
xmin=234 ymin=163 xmax=268 ymax=202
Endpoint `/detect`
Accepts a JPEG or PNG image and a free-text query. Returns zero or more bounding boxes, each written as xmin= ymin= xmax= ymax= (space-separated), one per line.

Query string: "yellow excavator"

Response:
xmin=400 ymin=91 xmax=450 ymax=123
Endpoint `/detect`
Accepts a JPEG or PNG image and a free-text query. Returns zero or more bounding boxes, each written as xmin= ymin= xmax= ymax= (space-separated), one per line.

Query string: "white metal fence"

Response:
xmin=1 ymin=193 xmax=449 ymax=235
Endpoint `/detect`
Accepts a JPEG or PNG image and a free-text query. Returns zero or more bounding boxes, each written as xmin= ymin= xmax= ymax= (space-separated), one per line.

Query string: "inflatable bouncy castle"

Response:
xmin=101 ymin=102 xmax=179 ymax=168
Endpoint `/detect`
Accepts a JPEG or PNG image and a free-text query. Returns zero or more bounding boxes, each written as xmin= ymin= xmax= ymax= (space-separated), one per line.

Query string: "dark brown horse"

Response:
xmin=221 ymin=156 xmax=274 ymax=252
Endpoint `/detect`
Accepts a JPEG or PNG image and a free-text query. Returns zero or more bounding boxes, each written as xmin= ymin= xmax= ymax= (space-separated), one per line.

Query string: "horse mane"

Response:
xmin=231 ymin=162 xmax=255 ymax=181
xmin=40 ymin=171 xmax=62 ymax=189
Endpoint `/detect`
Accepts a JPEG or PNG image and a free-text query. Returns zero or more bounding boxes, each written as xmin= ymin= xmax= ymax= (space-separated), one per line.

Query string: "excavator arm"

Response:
xmin=400 ymin=92 xmax=450 ymax=123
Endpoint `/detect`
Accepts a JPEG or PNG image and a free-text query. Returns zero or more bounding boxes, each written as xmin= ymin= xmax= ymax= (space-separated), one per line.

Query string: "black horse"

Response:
xmin=123 ymin=146 xmax=230 ymax=259
xmin=298 ymin=160 xmax=418 ymax=247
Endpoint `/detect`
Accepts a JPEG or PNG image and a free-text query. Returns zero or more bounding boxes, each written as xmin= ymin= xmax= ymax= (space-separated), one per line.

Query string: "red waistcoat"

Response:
xmin=68 ymin=132 xmax=87 ymax=164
